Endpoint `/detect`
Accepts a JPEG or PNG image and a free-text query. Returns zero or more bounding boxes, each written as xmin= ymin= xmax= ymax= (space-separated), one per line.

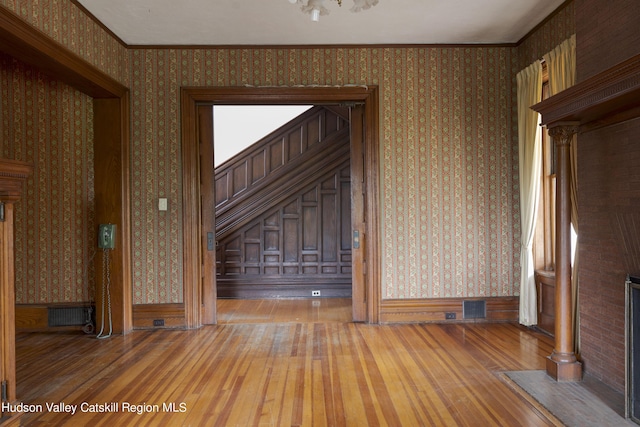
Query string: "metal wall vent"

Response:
xmin=48 ymin=306 xmax=92 ymax=327
xmin=463 ymin=300 xmax=486 ymax=319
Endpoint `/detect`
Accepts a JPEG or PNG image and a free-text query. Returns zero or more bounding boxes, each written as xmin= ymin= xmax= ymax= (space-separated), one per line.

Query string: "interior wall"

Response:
xmin=517 ymin=0 xmax=575 ymax=70
xmin=0 ymin=52 xmax=95 ymax=304
xmin=575 ymin=0 xmax=640 ymax=82
xmin=0 ymin=1 xmax=125 ymax=306
xmin=1 ymin=1 xmax=574 ymax=307
xmin=0 ymin=1 xmax=129 ymax=85
xmin=129 ymin=46 xmax=522 ymax=304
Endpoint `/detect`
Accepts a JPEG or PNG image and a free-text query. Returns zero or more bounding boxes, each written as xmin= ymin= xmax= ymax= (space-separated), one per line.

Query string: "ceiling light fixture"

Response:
xmin=288 ymin=0 xmax=379 ymax=22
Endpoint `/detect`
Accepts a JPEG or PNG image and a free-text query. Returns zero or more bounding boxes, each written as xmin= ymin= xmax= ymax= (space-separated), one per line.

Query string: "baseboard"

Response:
xmin=379 ymin=297 xmax=519 ymax=324
xmin=16 ymin=303 xmax=93 ymax=331
xmin=217 ymin=280 xmax=351 ymax=299
xmin=18 ymin=297 xmax=518 ymax=329
xmin=132 ymin=303 xmax=185 ymax=329
xmin=17 ymin=303 xmax=187 ymax=330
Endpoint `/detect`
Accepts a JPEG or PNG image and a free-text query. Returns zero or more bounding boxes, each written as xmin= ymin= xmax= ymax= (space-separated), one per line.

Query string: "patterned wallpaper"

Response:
xmin=518 ymin=1 xmax=575 ymax=70
xmin=130 ymin=49 xmax=183 ymax=303
xmin=130 ymin=46 xmax=521 ymax=303
xmin=0 ymin=53 xmax=95 ymax=303
xmin=0 ymin=1 xmax=129 ymax=86
xmin=1 ymin=1 xmax=575 ymax=305
xmin=0 ymin=1 xmax=126 ymax=304
xmin=382 ymin=47 xmax=519 ymax=298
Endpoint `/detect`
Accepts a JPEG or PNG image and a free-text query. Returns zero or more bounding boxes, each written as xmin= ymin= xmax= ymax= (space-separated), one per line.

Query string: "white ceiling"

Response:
xmin=76 ymin=0 xmax=566 ymax=46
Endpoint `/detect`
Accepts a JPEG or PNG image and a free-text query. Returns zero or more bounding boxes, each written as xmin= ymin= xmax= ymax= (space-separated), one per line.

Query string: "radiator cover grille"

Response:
xmin=48 ymin=306 xmax=92 ymax=327
xmin=463 ymin=300 xmax=486 ymax=319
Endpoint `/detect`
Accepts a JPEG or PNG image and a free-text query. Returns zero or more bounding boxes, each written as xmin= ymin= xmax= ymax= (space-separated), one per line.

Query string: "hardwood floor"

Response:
xmin=217 ymin=298 xmax=353 ymax=324
xmin=5 ymin=300 xmax=559 ymax=426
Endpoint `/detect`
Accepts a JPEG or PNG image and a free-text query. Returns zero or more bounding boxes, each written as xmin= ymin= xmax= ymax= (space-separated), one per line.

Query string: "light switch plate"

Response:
xmin=158 ymin=198 xmax=168 ymax=211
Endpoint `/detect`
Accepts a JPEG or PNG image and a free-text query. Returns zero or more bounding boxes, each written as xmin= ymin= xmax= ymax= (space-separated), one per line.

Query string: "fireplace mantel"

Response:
xmin=533 ymin=53 xmax=640 ymax=130
xmin=532 ymin=53 xmax=640 ymax=383
xmin=528 ymin=51 xmax=640 ymax=383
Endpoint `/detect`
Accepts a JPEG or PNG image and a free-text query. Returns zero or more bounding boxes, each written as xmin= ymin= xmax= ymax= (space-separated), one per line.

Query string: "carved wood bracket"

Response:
xmin=0 ymin=159 xmax=33 ymax=202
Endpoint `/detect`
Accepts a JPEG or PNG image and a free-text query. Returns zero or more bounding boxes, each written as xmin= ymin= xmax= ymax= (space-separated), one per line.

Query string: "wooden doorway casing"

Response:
xmin=180 ymin=87 xmax=380 ymax=327
xmin=0 ymin=8 xmax=132 ymax=335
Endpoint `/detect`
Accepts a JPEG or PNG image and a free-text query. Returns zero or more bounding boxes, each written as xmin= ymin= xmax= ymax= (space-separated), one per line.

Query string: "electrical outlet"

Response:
xmin=312 ymin=290 xmax=321 ymax=297
xmin=153 ymin=319 xmax=165 ymax=327
xmin=445 ymin=312 xmax=456 ymax=320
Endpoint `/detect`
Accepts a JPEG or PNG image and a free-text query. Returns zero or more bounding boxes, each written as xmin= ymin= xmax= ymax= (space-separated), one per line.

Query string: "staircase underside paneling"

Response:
xmin=215 ymin=107 xmax=352 ymax=299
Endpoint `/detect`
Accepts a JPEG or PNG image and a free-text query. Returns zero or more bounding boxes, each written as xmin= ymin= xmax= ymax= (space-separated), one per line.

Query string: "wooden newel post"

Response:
xmin=0 ymin=159 xmax=32 ymax=407
xmin=546 ymin=123 xmax=582 ymax=381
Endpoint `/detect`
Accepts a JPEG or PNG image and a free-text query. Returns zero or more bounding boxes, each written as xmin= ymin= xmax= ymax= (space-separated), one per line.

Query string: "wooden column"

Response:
xmin=546 ymin=123 xmax=582 ymax=381
xmin=0 ymin=159 xmax=32 ymax=406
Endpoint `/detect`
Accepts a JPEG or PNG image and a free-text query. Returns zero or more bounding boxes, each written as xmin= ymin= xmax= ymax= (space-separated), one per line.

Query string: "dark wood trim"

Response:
xmin=1 ymin=7 xmax=132 ymax=337
xmin=531 ymin=55 xmax=640 ymax=384
xmin=533 ymin=53 xmax=640 ymax=130
xmin=215 ymin=152 xmax=353 ymax=295
xmin=132 ymin=304 xmax=186 ymax=329
xmin=199 ymin=106 xmax=217 ymax=325
xmin=363 ymin=95 xmax=381 ymax=323
xmin=93 ymin=96 xmax=132 ymax=335
xmin=544 ymin=124 xmax=582 ymax=381
xmin=214 ymin=108 xmax=350 ymax=234
xmin=181 ymin=86 xmax=381 ymax=326
xmin=180 ymin=92 xmax=202 ymax=329
xmin=535 ymin=270 xmax=556 ymax=336
xmin=217 ymin=282 xmax=352 ymax=299
xmin=15 ymin=305 xmax=49 ymax=331
xmin=0 ymin=159 xmax=32 ymax=200
xmin=350 ymin=104 xmax=367 ymax=322
xmin=215 ymin=138 xmax=350 ymax=236
xmin=15 ymin=303 xmax=93 ymax=331
xmin=181 ymin=86 xmax=379 ymax=105
xmin=528 ymin=47 xmax=640 ymax=383
xmin=125 ymin=43 xmax=518 ymax=50
xmin=69 ymin=0 xmax=129 ymax=48
xmin=0 ymin=6 xmax=127 ymax=98
xmin=379 ymin=297 xmax=519 ymax=324
xmin=0 ymin=159 xmax=32 ymax=404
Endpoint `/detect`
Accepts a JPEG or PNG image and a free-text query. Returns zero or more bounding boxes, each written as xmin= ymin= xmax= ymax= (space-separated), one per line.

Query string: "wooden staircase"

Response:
xmin=215 ymin=106 xmax=353 ymax=299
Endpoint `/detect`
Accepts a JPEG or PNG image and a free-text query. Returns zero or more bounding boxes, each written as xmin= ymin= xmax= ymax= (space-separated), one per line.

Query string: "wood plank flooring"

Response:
xmin=6 ymin=299 xmax=559 ymax=426
xmin=217 ymin=298 xmax=352 ymax=324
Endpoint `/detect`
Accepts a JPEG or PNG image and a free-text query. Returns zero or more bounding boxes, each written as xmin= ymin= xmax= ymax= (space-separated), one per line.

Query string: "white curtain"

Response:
xmin=544 ymin=34 xmax=578 ymax=351
xmin=517 ymin=61 xmax=543 ymax=326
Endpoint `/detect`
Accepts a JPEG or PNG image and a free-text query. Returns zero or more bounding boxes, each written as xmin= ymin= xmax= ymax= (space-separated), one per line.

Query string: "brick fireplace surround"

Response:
xmin=527 ymin=4 xmax=640 ymax=416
